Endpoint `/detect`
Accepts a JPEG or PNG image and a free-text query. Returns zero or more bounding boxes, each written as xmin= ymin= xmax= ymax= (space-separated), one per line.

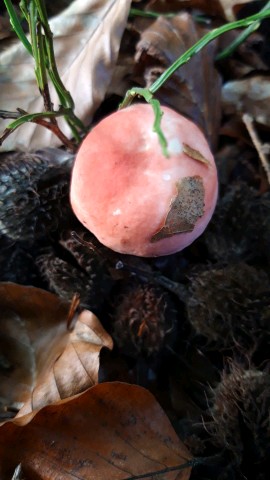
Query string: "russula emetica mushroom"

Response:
xmin=70 ymin=104 xmax=218 ymax=257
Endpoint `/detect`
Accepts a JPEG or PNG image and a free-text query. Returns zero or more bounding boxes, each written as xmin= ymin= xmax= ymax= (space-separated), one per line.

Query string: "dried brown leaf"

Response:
xmin=0 ymin=0 xmax=131 ymax=152
xmin=0 ymin=283 xmax=71 ymax=412
xmin=222 ymin=75 xmax=270 ymax=127
xmin=0 ymin=283 xmax=113 ymax=420
xmin=135 ymin=13 xmax=222 ymax=149
xmin=19 ymin=309 xmax=113 ymax=416
xmin=0 ymin=383 xmax=192 ymax=480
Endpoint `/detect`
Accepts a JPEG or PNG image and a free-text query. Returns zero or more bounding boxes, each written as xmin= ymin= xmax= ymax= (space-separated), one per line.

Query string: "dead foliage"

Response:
xmin=0 ymin=1 xmax=270 ymax=479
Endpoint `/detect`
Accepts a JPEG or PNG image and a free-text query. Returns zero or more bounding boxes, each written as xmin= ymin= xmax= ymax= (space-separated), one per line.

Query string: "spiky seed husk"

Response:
xmin=0 ymin=149 xmax=73 ymax=241
xmin=187 ymin=263 xmax=270 ymax=349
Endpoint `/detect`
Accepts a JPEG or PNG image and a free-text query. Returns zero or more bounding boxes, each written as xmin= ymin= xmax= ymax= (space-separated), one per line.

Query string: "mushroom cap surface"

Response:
xmin=70 ymin=104 xmax=218 ymax=257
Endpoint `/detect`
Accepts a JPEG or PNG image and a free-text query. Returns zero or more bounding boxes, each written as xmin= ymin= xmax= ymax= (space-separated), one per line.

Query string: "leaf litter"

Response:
xmin=0 ymin=383 xmax=192 ymax=480
xmin=1 ymin=0 xmax=270 ymax=479
xmin=0 ymin=283 xmax=113 ymax=420
xmin=0 ymin=0 xmax=132 ymax=151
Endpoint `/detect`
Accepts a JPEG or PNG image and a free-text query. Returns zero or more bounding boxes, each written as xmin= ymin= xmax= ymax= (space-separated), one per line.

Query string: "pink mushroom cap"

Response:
xmin=70 ymin=104 xmax=218 ymax=257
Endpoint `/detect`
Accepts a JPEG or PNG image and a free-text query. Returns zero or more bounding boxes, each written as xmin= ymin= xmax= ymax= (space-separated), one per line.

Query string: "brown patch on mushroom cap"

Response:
xmin=182 ymin=143 xmax=211 ymax=166
xmin=151 ymin=176 xmax=205 ymax=242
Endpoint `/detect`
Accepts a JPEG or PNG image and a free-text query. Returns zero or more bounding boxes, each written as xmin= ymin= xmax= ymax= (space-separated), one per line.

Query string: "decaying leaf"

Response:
xmin=0 ymin=283 xmax=72 ymax=412
xmin=0 ymin=383 xmax=192 ymax=480
xmin=135 ymin=13 xmax=222 ymax=148
xmin=182 ymin=143 xmax=210 ymax=166
xmin=19 ymin=309 xmax=113 ymax=416
xmin=0 ymin=0 xmax=131 ymax=151
xmin=0 ymin=283 xmax=113 ymax=419
xmin=222 ymin=75 xmax=270 ymax=127
xmin=151 ymin=176 xmax=205 ymax=242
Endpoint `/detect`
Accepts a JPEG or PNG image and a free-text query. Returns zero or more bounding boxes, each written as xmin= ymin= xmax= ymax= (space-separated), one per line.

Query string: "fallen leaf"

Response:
xmin=19 ymin=309 xmax=113 ymax=416
xmin=0 ymin=383 xmax=192 ymax=480
xmin=0 ymin=283 xmax=113 ymax=420
xmin=0 ymin=283 xmax=72 ymax=412
xmin=134 ymin=13 xmax=222 ymax=149
xmin=222 ymin=75 xmax=270 ymax=127
xmin=0 ymin=0 xmax=131 ymax=151
xmin=151 ymin=176 xmax=205 ymax=242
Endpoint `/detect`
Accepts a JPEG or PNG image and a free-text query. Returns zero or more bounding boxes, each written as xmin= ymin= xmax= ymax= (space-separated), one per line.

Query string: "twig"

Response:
xmin=11 ymin=464 xmax=24 ymax=480
xmin=242 ymin=113 xmax=270 ymax=185
xmin=115 ymin=260 xmax=188 ymax=302
xmin=0 ymin=110 xmax=22 ymax=119
xmin=0 ymin=109 xmax=76 ymax=151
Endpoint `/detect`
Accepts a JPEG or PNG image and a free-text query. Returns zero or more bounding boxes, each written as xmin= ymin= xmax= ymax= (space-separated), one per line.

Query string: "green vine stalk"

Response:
xmin=2 ymin=0 xmax=85 ymax=150
xmin=2 ymin=1 xmax=270 ymax=152
xmin=120 ymin=7 xmax=270 ymax=157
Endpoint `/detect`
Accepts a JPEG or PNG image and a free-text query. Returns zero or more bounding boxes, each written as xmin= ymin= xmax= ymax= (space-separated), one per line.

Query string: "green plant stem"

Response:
xmin=3 ymin=0 xmax=32 ymax=55
xmin=0 ymin=108 xmax=76 ymax=151
xmin=120 ymin=87 xmax=169 ymax=156
xmin=29 ymin=2 xmax=44 ymax=91
xmin=120 ymin=8 xmax=270 ymax=156
xmin=34 ymin=0 xmax=85 ymax=140
xmin=149 ymin=9 xmax=270 ymax=94
xmin=129 ymin=7 xmax=209 ymax=23
xmin=8 ymin=0 xmax=86 ymax=145
xmin=5 ymin=108 xmax=67 ymax=129
xmin=216 ymin=0 xmax=270 ymax=60
xmin=129 ymin=8 xmax=175 ymax=19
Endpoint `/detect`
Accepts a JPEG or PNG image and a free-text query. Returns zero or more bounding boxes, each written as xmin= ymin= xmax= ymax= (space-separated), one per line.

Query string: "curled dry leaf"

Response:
xmin=0 ymin=0 xmax=131 ymax=152
xmin=0 ymin=283 xmax=113 ymax=419
xmin=19 ymin=309 xmax=113 ymax=416
xmin=135 ymin=13 xmax=221 ymax=149
xmin=0 ymin=283 xmax=71 ymax=412
xmin=222 ymin=75 xmax=270 ymax=127
xmin=0 ymin=383 xmax=192 ymax=480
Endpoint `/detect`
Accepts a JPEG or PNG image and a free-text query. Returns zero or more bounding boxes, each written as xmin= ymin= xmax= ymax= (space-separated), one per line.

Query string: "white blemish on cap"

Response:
xmin=162 ymin=173 xmax=171 ymax=181
xmin=112 ymin=208 xmax=121 ymax=216
xmin=168 ymin=138 xmax=183 ymax=155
